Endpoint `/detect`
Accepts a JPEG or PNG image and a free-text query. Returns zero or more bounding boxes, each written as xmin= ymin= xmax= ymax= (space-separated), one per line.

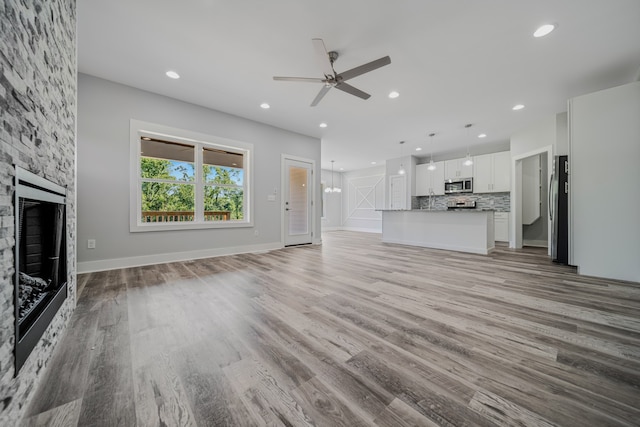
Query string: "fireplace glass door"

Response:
xmin=14 ymin=167 xmax=68 ymax=373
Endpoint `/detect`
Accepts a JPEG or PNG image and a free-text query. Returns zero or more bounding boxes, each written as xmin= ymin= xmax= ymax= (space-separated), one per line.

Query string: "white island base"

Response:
xmin=381 ymin=210 xmax=495 ymax=255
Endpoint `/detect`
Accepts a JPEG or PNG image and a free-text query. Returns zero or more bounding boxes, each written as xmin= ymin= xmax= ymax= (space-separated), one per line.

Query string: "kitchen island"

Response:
xmin=381 ymin=209 xmax=495 ymax=255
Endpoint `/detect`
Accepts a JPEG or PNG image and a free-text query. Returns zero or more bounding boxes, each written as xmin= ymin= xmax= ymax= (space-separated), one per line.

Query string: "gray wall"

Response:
xmin=569 ymin=81 xmax=640 ymax=282
xmin=77 ymin=74 xmax=320 ymax=272
xmin=0 ymin=1 xmax=77 ymax=424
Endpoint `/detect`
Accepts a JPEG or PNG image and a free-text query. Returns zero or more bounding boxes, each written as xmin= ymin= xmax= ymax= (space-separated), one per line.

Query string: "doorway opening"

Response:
xmin=511 ymin=146 xmax=552 ymax=253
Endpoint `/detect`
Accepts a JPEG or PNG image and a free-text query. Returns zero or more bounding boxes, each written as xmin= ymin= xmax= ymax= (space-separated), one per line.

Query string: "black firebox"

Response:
xmin=14 ymin=167 xmax=68 ymax=374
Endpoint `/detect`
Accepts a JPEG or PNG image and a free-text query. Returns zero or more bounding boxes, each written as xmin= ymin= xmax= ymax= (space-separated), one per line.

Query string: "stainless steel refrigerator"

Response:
xmin=550 ymin=155 xmax=569 ymax=264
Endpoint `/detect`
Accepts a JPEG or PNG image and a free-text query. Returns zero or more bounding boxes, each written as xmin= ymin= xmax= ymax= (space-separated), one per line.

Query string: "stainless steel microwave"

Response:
xmin=444 ymin=178 xmax=473 ymax=194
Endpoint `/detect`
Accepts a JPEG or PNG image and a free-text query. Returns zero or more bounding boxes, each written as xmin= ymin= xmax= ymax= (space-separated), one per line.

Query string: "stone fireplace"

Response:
xmin=0 ymin=0 xmax=77 ymax=424
xmin=14 ymin=167 xmax=68 ymax=373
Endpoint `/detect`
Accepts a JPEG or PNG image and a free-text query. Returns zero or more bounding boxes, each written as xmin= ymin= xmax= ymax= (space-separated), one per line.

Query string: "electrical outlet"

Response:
xmin=87 ymin=239 xmax=96 ymax=249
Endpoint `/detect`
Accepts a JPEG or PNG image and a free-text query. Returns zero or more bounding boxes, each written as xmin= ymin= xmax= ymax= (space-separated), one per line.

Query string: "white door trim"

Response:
xmin=510 ymin=146 xmax=553 ymax=251
xmin=281 ymin=154 xmax=318 ymax=246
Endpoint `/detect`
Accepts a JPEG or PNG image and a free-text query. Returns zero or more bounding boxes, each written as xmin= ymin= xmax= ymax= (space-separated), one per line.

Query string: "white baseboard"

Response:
xmin=340 ymin=226 xmax=382 ymax=234
xmin=321 ymin=226 xmax=342 ymax=232
xmin=77 ymin=242 xmax=284 ymax=274
xmin=523 ymin=239 xmax=548 ymax=248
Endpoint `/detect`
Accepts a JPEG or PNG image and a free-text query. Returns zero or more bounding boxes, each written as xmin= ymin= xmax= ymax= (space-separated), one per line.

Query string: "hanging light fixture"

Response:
xmin=325 ymin=160 xmax=342 ymax=193
xmin=398 ymin=141 xmax=406 ymax=175
xmin=463 ymin=124 xmax=474 ymax=166
xmin=427 ymin=133 xmax=437 ymax=171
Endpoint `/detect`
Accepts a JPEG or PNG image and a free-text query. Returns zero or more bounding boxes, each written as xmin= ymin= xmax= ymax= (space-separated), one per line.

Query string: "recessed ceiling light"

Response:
xmin=415 ymin=147 xmax=422 ymax=151
xmin=165 ymin=70 xmax=180 ymax=79
xmin=371 ymin=161 xmax=377 ymax=165
xmin=512 ymin=104 xmax=525 ymax=111
xmin=340 ymin=167 xmax=344 ymax=171
xmin=478 ymin=133 xmax=487 ymax=138
xmin=388 ymin=91 xmax=400 ymax=99
xmin=533 ymin=24 xmax=556 ymax=38
xmin=319 ymin=122 xmax=327 ymax=128
xmin=260 ymin=103 xmax=270 ymax=109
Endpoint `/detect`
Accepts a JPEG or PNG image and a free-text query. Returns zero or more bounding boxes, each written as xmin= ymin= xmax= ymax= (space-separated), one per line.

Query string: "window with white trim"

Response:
xmin=131 ymin=124 xmax=251 ymax=231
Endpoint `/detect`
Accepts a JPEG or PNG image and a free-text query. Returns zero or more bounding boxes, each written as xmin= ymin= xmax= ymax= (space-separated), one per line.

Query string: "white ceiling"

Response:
xmin=78 ymin=0 xmax=640 ymax=171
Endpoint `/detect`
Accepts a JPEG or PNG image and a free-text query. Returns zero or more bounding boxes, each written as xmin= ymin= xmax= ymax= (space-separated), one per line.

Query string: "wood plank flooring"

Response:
xmin=24 ymin=231 xmax=640 ymax=426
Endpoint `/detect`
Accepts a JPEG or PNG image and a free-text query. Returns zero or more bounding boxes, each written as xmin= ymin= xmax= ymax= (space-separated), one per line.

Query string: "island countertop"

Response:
xmin=381 ymin=209 xmax=495 ymax=255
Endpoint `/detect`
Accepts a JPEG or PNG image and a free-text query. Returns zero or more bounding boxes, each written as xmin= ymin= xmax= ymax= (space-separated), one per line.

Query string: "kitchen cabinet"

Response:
xmin=473 ymin=151 xmax=511 ymax=193
xmin=494 ymin=212 xmax=510 ymax=242
xmin=444 ymin=157 xmax=474 ymax=180
xmin=416 ymin=162 xmax=445 ymax=196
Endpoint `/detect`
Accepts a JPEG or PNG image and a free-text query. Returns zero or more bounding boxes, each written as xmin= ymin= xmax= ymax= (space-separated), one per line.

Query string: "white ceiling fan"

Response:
xmin=273 ymin=38 xmax=391 ymax=106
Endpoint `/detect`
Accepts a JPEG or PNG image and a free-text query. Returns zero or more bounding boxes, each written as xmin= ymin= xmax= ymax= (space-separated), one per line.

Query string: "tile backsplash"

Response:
xmin=413 ymin=192 xmax=510 ymax=211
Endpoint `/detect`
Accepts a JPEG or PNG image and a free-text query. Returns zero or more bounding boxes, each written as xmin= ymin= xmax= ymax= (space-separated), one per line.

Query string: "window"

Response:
xmin=130 ymin=121 xmax=252 ymax=231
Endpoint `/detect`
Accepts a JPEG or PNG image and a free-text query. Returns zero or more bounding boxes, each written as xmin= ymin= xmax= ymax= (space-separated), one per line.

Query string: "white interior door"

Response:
xmin=284 ymin=158 xmax=312 ymax=246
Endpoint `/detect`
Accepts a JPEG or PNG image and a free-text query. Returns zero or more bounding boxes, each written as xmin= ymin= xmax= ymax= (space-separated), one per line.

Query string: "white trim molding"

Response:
xmin=78 ymin=242 xmax=283 ymax=273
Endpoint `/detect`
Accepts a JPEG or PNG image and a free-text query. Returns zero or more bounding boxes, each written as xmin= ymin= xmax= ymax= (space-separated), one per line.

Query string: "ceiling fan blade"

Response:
xmin=338 ymin=56 xmax=391 ymax=82
xmin=312 ymin=38 xmax=335 ymax=77
xmin=310 ymin=85 xmax=331 ymax=107
xmin=273 ymin=76 xmax=325 ymax=83
xmin=334 ymin=82 xmax=370 ymax=100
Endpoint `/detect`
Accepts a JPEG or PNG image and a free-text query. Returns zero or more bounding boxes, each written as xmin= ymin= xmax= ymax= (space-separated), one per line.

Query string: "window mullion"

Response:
xmin=194 ymin=144 xmax=204 ymax=222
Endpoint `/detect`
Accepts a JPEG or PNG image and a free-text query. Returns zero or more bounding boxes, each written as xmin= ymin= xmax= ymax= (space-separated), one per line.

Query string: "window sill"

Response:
xmin=130 ymin=220 xmax=253 ymax=233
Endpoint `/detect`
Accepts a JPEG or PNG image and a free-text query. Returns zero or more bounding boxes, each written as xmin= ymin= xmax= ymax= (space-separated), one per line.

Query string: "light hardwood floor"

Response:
xmin=24 ymin=231 xmax=640 ymax=426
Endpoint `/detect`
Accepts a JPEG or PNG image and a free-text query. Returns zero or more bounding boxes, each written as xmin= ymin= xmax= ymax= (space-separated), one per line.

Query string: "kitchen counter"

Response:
xmin=381 ymin=209 xmax=495 ymax=254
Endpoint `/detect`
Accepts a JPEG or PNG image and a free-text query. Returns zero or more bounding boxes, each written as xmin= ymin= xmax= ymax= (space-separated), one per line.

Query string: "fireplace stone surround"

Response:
xmin=0 ymin=0 xmax=77 ymax=425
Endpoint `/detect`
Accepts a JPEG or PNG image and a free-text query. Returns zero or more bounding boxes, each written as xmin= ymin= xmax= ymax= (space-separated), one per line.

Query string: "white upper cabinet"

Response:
xmin=473 ymin=154 xmax=493 ymax=193
xmin=430 ymin=162 xmax=445 ymax=195
xmin=473 ymin=151 xmax=511 ymax=193
xmin=444 ymin=158 xmax=473 ymax=180
xmin=416 ymin=164 xmax=429 ymax=196
xmin=416 ymin=162 xmax=445 ymax=196
xmin=492 ymin=151 xmax=511 ymax=192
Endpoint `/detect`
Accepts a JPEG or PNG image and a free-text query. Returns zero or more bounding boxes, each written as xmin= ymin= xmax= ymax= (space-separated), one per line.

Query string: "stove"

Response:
xmin=447 ymin=199 xmax=476 ymax=209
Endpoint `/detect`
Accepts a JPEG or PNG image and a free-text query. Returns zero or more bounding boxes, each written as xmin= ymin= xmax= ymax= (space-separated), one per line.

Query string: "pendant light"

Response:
xmin=463 ymin=124 xmax=474 ymax=166
xmin=325 ymin=160 xmax=341 ymax=193
xmin=397 ymin=141 xmax=406 ymax=175
xmin=427 ymin=133 xmax=436 ymax=171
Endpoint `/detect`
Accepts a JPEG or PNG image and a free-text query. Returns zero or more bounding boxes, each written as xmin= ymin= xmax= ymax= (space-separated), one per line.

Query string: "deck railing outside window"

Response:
xmin=141 ymin=211 xmax=231 ymax=222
